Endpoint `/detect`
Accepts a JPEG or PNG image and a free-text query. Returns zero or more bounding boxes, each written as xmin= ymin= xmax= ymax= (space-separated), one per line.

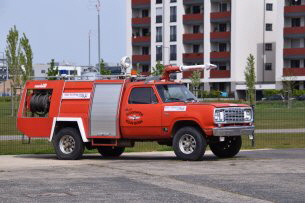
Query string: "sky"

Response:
xmin=0 ymin=0 xmax=126 ymax=66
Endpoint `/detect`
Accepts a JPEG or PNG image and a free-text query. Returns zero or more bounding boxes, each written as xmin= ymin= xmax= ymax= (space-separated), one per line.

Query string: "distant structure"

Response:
xmin=0 ymin=53 xmax=9 ymax=96
xmin=126 ymin=0 xmax=305 ymax=99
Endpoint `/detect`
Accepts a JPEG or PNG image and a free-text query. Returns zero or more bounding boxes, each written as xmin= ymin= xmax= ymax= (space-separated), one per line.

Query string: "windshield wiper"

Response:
xmin=186 ymin=98 xmax=198 ymax=102
xmin=166 ymin=97 xmax=183 ymax=102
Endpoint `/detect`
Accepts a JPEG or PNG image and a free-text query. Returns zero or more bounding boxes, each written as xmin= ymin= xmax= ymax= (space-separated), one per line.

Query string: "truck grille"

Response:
xmin=223 ymin=108 xmax=245 ymax=123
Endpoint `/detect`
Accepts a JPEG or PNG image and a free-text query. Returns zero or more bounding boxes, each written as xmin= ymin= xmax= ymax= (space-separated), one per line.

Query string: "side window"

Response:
xmin=129 ymin=88 xmax=158 ymax=104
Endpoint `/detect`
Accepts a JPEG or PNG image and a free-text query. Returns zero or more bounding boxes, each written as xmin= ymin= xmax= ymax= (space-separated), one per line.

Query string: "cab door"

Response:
xmin=120 ymin=86 xmax=162 ymax=139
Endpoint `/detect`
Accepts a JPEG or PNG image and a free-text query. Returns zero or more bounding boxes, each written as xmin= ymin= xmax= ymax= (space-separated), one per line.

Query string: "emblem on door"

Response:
xmin=126 ymin=111 xmax=143 ymax=125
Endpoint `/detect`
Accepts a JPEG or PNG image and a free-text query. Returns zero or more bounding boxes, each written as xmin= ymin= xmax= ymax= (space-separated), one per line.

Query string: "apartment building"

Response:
xmin=127 ymin=0 xmax=305 ymax=99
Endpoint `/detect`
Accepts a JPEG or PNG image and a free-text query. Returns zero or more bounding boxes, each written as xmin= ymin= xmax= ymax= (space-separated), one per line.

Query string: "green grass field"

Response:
xmin=1 ymin=100 xmax=305 ymax=155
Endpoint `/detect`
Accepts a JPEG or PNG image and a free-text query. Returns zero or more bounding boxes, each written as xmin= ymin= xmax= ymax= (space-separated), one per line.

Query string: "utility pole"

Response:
xmin=96 ymin=0 xmax=101 ymax=69
xmin=89 ymin=30 xmax=91 ymax=69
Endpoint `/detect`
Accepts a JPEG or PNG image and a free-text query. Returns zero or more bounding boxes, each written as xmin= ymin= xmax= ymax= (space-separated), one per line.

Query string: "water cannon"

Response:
xmin=161 ymin=63 xmax=217 ymax=80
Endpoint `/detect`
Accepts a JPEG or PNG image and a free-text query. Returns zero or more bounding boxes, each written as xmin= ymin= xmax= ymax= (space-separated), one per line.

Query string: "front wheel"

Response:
xmin=173 ymin=127 xmax=207 ymax=161
xmin=97 ymin=146 xmax=125 ymax=157
xmin=209 ymin=136 xmax=242 ymax=158
xmin=53 ymin=127 xmax=84 ymax=160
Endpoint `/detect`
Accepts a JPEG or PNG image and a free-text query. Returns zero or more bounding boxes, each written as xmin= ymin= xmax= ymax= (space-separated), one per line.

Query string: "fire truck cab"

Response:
xmin=17 ymin=61 xmax=254 ymax=161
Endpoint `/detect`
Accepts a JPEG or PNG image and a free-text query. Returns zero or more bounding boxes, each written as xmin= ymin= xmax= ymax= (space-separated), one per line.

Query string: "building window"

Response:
xmin=170 ymin=0 xmax=176 ymax=2
xmin=266 ymin=23 xmax=273 ymax=31
xmin=219 ymin=3 xmax=228 ymax=12
xmin=193 ymin=44 xmax=200 ymax=53
xmin=41 ymin=70 xmax=46 ymax=74
xmin=142 ymin=65 xmax=149 ymax=73
xmin=142 ymin=9 xmax=149 ymax=17
xmin=265 ymin=63 xmax=272 ymax=71
xmin=266 ymin=3 xmax=273 ymax=11
xmin=193 ymin=6 xmax=201 ymax=14
xmin=129 ymin=88 xmax=158 ymax=104
xmin=291 ymin=60 xmax=300 ymax=68
xmin=170 ymin=26 xmax=177 ymax=42
xmin=170 ymin=6 xmax=177 ymax=22
xmin=156 ymin=46 xmax=163 ymax=61
xmin=219 ymin=43 xmax=227 ymax=52
xmin=292 ymin=18 xmax=301 ymax=27
xmin=156 ymin=0 xmax=162 ymax=4
xmin=265 ymin=43 xmax=272 ymax=51
xmin=142 ymin=47 xmax=149 ymax=55
xmin=219 ymin=24 xmax=227 ymax=32
xmin=156 ymin=7 xmax=163 ymax=23
xmin=70 ymin=70 xmax=78 ymax=75
xmin=156 ymin=27 xmax=162 ymax=42
xmin=291 ymin=0 xmax=301 ymax=6
xmin=170 ymin=45 xmax=177 ymax=61
xmin=193 ymin=25 xmax=200 ymax=34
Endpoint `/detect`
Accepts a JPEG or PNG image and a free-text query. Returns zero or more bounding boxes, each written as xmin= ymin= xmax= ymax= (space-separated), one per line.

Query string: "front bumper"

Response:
xmin=213 ymin=126 xmax=254 ymax=137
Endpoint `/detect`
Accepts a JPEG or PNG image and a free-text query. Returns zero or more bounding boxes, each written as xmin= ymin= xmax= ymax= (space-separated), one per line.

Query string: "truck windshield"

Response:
xmin=156 ymin=84 xmax=197 ymax=103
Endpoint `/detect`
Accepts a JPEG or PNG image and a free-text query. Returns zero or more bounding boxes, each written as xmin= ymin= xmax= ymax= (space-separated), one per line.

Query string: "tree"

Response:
xmin=5 ymin=25 xmax=21 ymax=90
xmin=47 ymin=59 xmax=58 ymax=80
xmin=99 ymin=59 xmax=111 ymax=75
xmin=282 ymin=69 xmax=297 ymax=109
xmin=151 ymin=61 xmax=164 ymax=76
xmin=244 ymin=54 xmax=256 ymax=105
xmin=19 ymin=33 xmax=33 ymax=85
xmin=190 ymin=70 xmax=201 ymax=97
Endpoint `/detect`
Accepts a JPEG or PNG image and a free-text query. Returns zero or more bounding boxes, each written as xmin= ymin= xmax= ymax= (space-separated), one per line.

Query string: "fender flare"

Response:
xmin=49 ymin=117 xmax=89 ymax=142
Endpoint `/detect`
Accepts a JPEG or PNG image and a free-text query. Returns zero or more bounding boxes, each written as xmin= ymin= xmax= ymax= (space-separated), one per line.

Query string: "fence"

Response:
xmin=1 ymin=99 xmax=305 ymax=155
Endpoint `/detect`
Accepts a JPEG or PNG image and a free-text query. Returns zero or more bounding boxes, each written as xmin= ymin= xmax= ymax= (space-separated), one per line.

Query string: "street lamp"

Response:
xmin=96 ymin=0 xmax=101 ymax=69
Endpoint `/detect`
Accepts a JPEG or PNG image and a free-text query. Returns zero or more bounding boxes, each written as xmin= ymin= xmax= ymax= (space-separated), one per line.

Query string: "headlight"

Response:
xmin=244 ymin=109 xmax=253 ymax=122
xmin=214 ymin=109 xmax=225 ymax=123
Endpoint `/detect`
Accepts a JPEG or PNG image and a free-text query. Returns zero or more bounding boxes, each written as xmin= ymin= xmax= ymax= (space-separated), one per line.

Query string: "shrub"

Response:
xmin=263 ymin=89 xmax=282 ymax=97
xmin=293 ymin=89 xmax=305 ymax=97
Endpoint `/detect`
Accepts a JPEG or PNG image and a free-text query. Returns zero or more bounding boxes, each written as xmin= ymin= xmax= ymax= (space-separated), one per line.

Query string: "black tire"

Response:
xmin=173 ymin=127 xmax=207 ymax=161
xmin=97 ymin=146 xmax=125 ymax=157
xmin=209 ymin=136 xmax=242 ymax=158
xmin=52 ymin=127 xmax=84 ymax=160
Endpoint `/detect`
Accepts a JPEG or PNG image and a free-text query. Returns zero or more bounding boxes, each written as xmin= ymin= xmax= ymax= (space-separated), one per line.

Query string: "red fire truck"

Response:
xmin=17 ymin=58 xmax=254 ymax=161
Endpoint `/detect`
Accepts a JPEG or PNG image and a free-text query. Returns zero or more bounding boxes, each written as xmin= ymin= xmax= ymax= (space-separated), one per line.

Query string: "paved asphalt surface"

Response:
xmin=0 ymin=149 xmax=305 ymax=203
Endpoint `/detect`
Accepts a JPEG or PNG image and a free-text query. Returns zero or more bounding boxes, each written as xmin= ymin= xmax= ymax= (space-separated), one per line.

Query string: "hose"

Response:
xmin=29 ymin=92 xmax=51 ymax=116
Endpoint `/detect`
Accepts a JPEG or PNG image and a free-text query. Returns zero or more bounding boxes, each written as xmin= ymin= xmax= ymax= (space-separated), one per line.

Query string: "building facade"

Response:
xmin=126 ymin=0 xmax=305 ymax=99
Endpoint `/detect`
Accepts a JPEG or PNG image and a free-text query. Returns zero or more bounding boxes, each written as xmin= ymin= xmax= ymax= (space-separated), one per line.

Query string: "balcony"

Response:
xmin=132 ymin=17 xmax=150 ymax=27
xmin=284 ymin=48 xmax=305 ymax=59
xmin=132 ymin=0 xmax=150 ymax=8
xmin=284 ymin=5 xmax=305 ymax=17
xmin=283 ymin=68 xmax=305 ymax=76
xmin=183 ymin=53 xmax=204 ymax=63
xmin=210 ymin=70 xmax=230 ymax=78
xmin=183 ymin=0 xmax=204 ymax=5
xmin=132 ymin=36 xmax=151 ymax=46
xmin=284 ymin=26 xmax=305 ymax=38
xmin=210 ymin=11 xmax=231 ymax=22
xmin=132 ymin=55 xmax=151 ymax=65
xmin=183 ymin=13 xmax=204 ymax=25
xmin=183 ymin=70 xmax=204 ymax=79
xmin=210 ymin=32 xmax=230 ymax=42
xmin=183 ymin=33 xmax=204 ymax=44
xmin=210 ymin=51 xmax=230 ymax=61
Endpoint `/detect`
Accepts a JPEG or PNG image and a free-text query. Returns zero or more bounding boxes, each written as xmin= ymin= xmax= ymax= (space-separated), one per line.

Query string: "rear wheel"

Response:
xmin=173 ymin=127 xmax=207 ymax=161
xmin=97 ymin=146 xmax=125 ymax=157
xmin=53 ymin=127 xmax=84 ymax=160
xmin=209 ymin=136 xmax=242 ymax=158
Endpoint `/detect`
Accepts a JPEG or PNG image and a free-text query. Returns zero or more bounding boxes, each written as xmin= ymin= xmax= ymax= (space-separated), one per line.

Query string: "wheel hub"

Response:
xmin=179 ymin=134 xmax=196 ymax=154
xmin=59 ymin=135 xmax=75 ymax=154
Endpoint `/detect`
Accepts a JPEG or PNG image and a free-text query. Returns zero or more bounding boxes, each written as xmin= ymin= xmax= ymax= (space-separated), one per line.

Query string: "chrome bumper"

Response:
xmin=213 ymin=126 xmax=255 ymax=137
